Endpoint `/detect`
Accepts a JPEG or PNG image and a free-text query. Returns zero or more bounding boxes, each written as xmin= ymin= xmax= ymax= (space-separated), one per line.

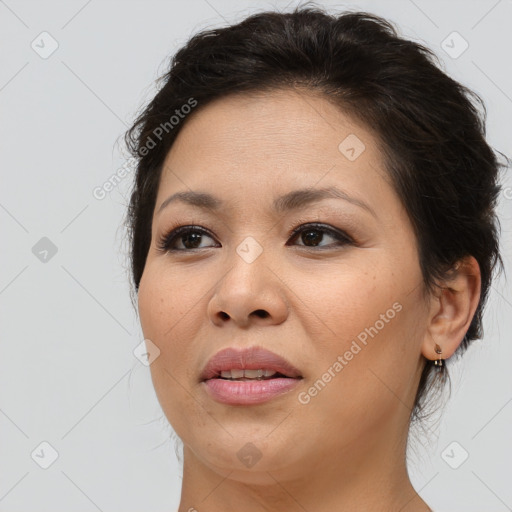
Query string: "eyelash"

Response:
xmin=156 ymin=221 xmax=355 ymax=253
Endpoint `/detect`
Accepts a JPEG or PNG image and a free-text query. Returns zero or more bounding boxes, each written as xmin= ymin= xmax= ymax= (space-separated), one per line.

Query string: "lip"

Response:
xmin=200 ymin=346 xmax=302 ymax=381
xmin=199 ymin=346 xmax=303 ymax=405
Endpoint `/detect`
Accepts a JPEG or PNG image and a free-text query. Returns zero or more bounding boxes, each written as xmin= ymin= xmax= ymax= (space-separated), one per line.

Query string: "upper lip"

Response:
xmin=200 ymin=346 xmax=303 ymax=381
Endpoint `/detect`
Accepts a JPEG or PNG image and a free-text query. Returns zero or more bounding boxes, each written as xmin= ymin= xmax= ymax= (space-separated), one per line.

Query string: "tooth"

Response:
xmin=244 ymin=369 xmax=264 ymax=378
xmin=219 ymin=369 xmax=279 ymax=379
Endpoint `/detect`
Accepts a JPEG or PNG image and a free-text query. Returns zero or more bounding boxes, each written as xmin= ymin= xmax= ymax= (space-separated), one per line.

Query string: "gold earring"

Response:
xmin=434 ymin=343 xmax=444 ymax=367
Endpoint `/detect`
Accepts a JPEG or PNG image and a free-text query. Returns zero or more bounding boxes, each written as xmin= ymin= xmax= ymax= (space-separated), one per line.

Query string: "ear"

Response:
xmin=421 ymin=256 xmax=482 ymax=362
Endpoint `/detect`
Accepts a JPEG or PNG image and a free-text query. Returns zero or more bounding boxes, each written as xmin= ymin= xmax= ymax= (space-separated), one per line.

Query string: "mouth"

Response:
xmin=214 ymin=369 xmax=293 ymax=381
xmin=200 ymin=345 xmax=303 ymax=382
xmin=199 ymin=346 xmax=303 ymax=405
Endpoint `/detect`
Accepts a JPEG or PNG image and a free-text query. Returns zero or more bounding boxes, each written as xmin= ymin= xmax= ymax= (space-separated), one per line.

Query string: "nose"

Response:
xmin=207 ymin=250 xmax=289 ymax=329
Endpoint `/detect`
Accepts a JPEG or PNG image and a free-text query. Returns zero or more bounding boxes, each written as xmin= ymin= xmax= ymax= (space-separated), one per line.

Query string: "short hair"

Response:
xmin=123 ymin=3 xmax=507 ymax=426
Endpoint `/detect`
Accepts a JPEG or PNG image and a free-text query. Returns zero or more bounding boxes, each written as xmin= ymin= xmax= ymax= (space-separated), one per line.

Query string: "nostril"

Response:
xmin=253 ymin=309 xmax=269 ymax=318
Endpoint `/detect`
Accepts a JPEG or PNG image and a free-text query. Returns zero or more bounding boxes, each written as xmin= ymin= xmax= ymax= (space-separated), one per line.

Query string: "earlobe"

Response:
xmin=421 ymin=256 xmax=481 ymax=363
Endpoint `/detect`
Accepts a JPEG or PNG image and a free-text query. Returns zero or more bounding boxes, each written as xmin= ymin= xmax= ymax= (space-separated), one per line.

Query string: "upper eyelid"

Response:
xmin=287 ymin=222 xmax=351 ymax=240
xmin=158 ymin=205 xmax=362 ymax=233
xmin=163 ymin=221 xmax=344 ymax=238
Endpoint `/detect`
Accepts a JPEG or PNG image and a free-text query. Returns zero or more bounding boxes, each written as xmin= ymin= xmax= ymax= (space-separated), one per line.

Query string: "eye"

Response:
xmin=157 ymin=222 xmax=354 ymax=253
xmin=157 ymin=226 xmax=218 ymax=252
xmin=286 ymin=223 xmax=353 ymax=249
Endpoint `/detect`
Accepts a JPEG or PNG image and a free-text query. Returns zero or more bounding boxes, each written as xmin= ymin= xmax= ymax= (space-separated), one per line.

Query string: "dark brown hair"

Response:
xmin=123 ymin=3 xmax=507 ymax=426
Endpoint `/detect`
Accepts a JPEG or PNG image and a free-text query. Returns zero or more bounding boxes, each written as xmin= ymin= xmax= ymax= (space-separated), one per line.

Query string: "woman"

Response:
xmin=123 ymin=4 xmax=506 ymax=511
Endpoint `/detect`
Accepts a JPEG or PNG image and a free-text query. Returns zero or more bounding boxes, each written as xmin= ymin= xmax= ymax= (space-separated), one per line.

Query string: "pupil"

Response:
xmin=302 ymin=230 xmax=322 ymax=246
xmin=183 ymin=233 xmax=202 ymax=249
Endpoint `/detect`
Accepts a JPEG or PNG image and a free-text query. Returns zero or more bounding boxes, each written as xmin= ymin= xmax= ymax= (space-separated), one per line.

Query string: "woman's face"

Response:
xmin=137 ymin=88 xmax=430 ymax=482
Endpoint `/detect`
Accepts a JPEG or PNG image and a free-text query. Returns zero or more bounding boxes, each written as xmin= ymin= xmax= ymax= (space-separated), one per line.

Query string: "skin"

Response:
xmin=137 ymin=88 xmax=481 ymax=512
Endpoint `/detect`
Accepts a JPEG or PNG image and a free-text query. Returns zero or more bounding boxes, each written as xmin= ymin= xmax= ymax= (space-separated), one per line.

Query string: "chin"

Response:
xmin=184 ymin=431 xmax=306 ymax=480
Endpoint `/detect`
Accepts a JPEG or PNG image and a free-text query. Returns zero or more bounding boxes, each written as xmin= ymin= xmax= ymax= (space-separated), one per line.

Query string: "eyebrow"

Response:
xmin=157 ymin=186 xmax=377 ymax=218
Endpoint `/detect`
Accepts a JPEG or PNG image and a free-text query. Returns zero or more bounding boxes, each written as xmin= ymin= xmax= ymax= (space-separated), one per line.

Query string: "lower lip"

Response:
xmin=202 ymin=377 xmax=302 ymax=405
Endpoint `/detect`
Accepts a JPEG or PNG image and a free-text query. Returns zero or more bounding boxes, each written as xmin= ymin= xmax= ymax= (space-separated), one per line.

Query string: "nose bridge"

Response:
xmin=207 ymin=234 xmax=288 ymax=327
xmin=235 ymin=234 xmax=266 ymax=266
xmin=222 ymin=234 xmax=270 ymax=299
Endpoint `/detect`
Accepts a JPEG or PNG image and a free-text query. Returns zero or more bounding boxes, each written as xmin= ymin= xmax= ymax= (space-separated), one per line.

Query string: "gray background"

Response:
xmin=1 ymin=0 xmax=511 ymax=511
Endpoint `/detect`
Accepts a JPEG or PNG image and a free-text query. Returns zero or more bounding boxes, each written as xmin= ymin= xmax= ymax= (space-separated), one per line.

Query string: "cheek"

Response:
xmin=298 ymin=256 xmax=423 ymax=383
xmin=137 ymin=267 xmax=204 ymax=431
xmin=137 ymin=263 xmax=199 ymax=341
xmin=308 ymin=281 xmax=425 ymax=424
xmin=137 ymin=262 xmax=208 ymax=383
xmin=291 ymin=263 xmax=400 ymax=349
xmin=137 ymin=269 xmax=187 ymax=389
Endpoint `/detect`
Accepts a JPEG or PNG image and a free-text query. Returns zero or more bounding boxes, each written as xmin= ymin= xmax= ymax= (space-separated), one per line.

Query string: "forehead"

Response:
xmin=156 ymin=88 xmax=400 ymax=225
xmin=168 ymin=88 xmax=377 ymax=160
xmin=162 ymin=89 xmax=385 ymax=178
